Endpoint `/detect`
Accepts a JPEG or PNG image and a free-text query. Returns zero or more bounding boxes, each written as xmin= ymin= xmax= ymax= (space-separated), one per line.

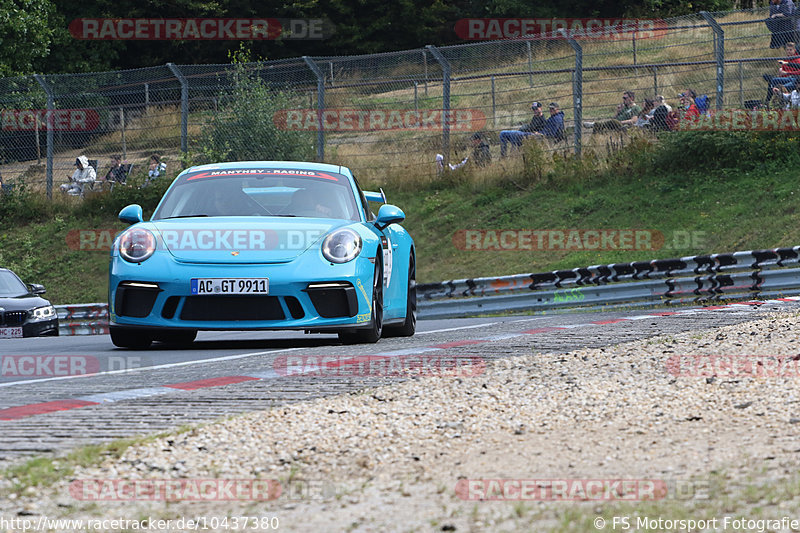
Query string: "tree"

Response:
xmin=0 ymin=0 xmax=57 ymax=76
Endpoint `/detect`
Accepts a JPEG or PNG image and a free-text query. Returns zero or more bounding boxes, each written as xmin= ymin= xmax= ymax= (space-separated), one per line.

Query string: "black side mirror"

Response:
xmin=28 ymin=283 xmax=46 ymax=295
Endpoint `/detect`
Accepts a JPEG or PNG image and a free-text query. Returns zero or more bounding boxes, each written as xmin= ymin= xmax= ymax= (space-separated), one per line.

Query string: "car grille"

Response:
xmin=180 ymin=296 xmax=285 ymax=321
xmin=1 ymin=310 xmax=28 ymax=326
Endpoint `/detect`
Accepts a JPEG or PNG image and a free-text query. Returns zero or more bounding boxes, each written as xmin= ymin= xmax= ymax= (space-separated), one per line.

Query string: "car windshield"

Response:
xmin=153 ymin=168 xmax=361 ymax=222
xmin=0 ymin=270 xmax=28 ymax=297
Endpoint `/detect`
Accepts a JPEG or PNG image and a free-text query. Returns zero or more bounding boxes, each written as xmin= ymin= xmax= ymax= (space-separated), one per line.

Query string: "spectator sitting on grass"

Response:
xmin=435 ymin=133 xmax=492 ymax=173
xmin=621 ymin=98 xmax=656 ymax=128
xmin=143 ymin=154 xmax=166 ymax=187
xmin=499 ymin=101 xmax=547 ymax=156
xmin=774 ymin=84 xmax=800 ymax=108
xmin=103 ymin=155 xmax=127 ymax=185
xmin=59 ymin=155 xmax=96 ymax=196
xmin=763 ymin=42 xmax=800 ymax=105
xmin=541 ymin=102 xmax=565 ymax=141
xmin=584 ymin=90 xmax=642 ymax=132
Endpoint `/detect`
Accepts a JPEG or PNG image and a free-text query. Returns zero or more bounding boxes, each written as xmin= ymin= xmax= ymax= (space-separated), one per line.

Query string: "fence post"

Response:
xmin=426 ymin=45 xmax=451 ymax=168
xmin=303 ymin=56 xmax=325 ymax=162
xmin=33 ymin=74 xmax=54 ymax=199
xmin=562 ymin=32 xmax=582 ymax=157
xmin=491 ymin=75 xmax=496 ymax=128
xmin=738 ymin=61 xmax=744 ymax=108
xmin=700 ymin=11 xmax=724 ymax=110
xmin=120 ymin=107 xmax=127 ymax=160
xmin=632 ymin=33 xmax=637 ymax=75
xmin=652 ymin=66 xmax=658 ymax=96
xmin=422 ymin=49 xmax=428 ymax=97
xmin=414 ymin=82 xmax=418 ymax=113
xmin=144 ymin=83 xmax=149 ymax=109
xmin=167 ymin=63 xmax=189 ymax=153
xmin=526 ymin=41 xmax=534 ymax=87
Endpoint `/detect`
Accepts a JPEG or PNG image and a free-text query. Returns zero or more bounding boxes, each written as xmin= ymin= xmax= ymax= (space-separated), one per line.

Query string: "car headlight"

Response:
xmin=321 ymin=228 xmax=362 ymax=263
xmin=119 ymin=228 xmax=156 ymax=263
xmin=30 ymin=305 xmax=56 ymax=321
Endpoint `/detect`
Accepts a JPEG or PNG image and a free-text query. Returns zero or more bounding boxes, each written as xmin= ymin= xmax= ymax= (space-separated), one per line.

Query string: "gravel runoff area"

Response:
xmin=5 ymin=312 xmax=800 ymax=532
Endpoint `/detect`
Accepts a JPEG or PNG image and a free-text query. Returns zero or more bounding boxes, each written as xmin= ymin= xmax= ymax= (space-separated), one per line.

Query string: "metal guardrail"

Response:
xmin=55 ymin=303 xmax=109 ymax=336
xmin=54 ymin=246 xmax=800 ymax=332
xmin=417 ymin=247 xmax=800 ymax=319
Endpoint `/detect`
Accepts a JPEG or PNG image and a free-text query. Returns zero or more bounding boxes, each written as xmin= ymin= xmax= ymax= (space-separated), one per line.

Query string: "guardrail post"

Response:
xmin=303 ymin=56 xmax=325 ymax=162
xmin=167 ymin=63 xmax=189 ymax=153
xmin=33 ymin=74 xmax=54 ymax=199
xmin=700 ymin=11 xmax=724 ymax=110
xmin=562 ymin=32 xmax=582 ymax=156
xmin=426 ymin=45 xmax=451 ymax=168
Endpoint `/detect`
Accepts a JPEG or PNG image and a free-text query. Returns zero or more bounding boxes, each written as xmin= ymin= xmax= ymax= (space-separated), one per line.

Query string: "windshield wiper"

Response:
xmin=160 ymin=214 xmax=209 ymax=219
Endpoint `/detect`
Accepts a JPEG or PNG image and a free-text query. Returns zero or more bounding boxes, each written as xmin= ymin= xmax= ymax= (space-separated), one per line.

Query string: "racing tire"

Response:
xmin=339 ymin=259 xmax=383 ymax=344
xmin=384 ymin=254 xmax=416 ymax=337
xmin=110 ymin=326 xmax=153 ymax=349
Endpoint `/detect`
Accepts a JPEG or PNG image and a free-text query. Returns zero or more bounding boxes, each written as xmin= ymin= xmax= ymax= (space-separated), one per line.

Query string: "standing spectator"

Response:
xmin=766 ymin=0 xmax=797 ymax=49
xmin=764 ymin=42 xmax=800 ymax=105
xmin=60 ymin=156 xmax=96 ymax=196
xmin=499 ymin=101 xmax=547 ymax=156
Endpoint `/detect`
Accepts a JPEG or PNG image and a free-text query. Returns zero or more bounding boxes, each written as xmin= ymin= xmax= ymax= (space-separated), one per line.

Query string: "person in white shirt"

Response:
xmin=60 ymin=155 xmax=96 ymax=196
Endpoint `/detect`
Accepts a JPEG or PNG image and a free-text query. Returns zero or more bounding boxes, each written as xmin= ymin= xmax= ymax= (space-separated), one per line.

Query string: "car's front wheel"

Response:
xmin=110 ymin=326 xmax=153 ymax=349
xmin=384 ymin=254 xmax=416 ymax=337
xmin=339 ymin=259 xmax=383 ymax=344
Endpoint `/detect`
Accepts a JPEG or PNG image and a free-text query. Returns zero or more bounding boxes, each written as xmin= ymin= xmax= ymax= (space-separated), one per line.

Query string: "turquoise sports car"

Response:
xmin=108 ymin=161 xmax=415 ymax=348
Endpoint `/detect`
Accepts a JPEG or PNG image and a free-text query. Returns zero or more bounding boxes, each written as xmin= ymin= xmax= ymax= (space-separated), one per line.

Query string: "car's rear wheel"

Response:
xmin=155 ymin=329 xmax=197 ymax=346
xmin=339 ymin=259 xmax=383 ymax=344
xmin=110 ymin=326 xmax=153 ymax=349
xmin=384 ymin=254 xmax=416 ymax=337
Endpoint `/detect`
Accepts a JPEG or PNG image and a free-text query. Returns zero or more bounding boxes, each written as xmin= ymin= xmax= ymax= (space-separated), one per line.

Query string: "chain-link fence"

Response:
xmin=0 ymin=7 xmax=794 ymax=197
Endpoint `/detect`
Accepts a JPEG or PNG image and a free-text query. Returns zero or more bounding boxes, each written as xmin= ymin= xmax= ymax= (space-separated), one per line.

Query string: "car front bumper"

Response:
xmin=109 ymin=252 xmax=376 ymax=331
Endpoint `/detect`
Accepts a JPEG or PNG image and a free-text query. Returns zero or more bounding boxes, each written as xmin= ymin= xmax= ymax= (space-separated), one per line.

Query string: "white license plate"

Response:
xmin=0 ymin=327 xmax=23 ymax=338
xmin=191 ymin=278 xmax=269 ymax=295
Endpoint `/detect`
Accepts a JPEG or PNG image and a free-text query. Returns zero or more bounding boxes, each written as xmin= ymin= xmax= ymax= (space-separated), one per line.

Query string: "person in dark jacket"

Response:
xmin=470 ymin=132 xmax=492 ymax=167
xmin=499 ymin=101 xmax=547 ymax=156
xmin=767 ymin=0 xmax=797 ymax=49
xmin=541 ymin=102 xmax=565 ymax=141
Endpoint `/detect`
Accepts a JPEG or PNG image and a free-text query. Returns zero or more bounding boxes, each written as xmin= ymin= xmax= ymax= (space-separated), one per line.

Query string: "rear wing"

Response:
xmin=364 ymin=188 xmax=387 ymax=203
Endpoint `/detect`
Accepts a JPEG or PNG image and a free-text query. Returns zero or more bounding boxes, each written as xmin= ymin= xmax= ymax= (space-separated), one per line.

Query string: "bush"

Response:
xmin=196 ymin=51 xmax=315 ymax=163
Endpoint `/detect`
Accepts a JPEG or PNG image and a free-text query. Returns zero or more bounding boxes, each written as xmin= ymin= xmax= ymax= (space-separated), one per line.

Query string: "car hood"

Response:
xmin=0 ymin=294 xmax=50 ymax=311
xmin=148 ymin=217 xmax=351 ymax=263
